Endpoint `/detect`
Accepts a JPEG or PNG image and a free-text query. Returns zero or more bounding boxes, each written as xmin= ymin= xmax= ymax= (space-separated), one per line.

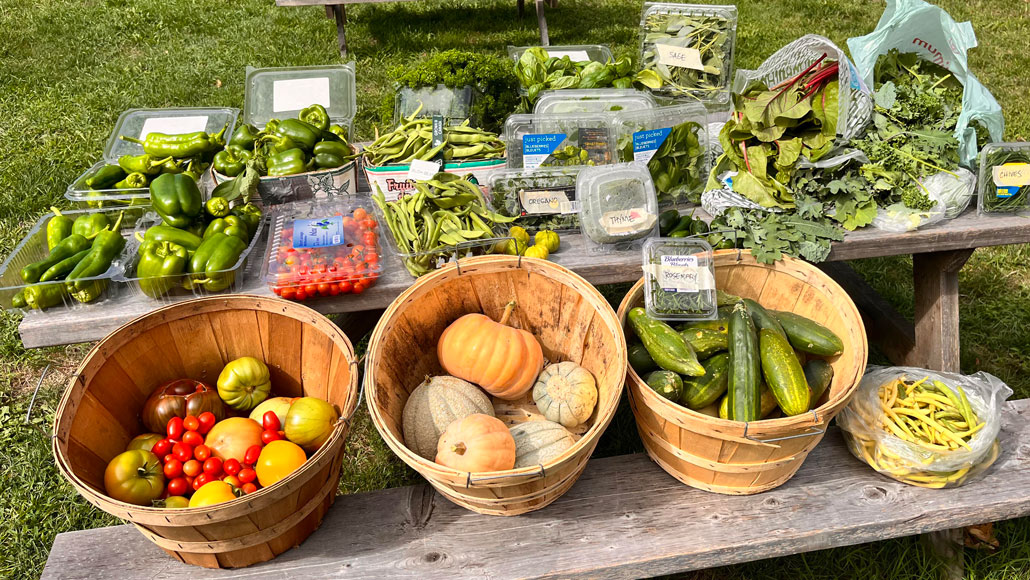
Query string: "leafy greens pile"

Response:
xmin=513 ymin=48 xmax=639 ymax=111
xmin=617 ymin=119 xmax=706 ymax=204
xmin=709 ymin=207 xmax=843 ymax=264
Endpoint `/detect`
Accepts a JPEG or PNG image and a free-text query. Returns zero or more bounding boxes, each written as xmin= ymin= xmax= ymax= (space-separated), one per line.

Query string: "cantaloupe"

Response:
xmin=509 ymin=420 xmax=575 ymax=468
xmin=402 ymin=376 xmax=494 ymax=460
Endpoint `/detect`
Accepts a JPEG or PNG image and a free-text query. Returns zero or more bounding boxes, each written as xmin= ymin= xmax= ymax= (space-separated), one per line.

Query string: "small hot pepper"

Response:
xmin=273 ymin=119 xmax=321 ymax=152
xmin=119 ymin=123 xmax=229 ymax=159
xmin=228 ymin=124 xmax=260 ymax=150
xmin=140 ymin=226 xmax=203 ymax=252
xmin=298 ymin=104 xmax=330 ymax=133
xmin=65 ymin=212 xmax=126 ymax=303
xmin=84 ymin=165 xmax=126 ymax=190
xmin=47 ymin=208 xmax=74 ymax=251
xmin=23 ymin=284 xmax=69 ymax=310
xmin=266 ymin=148 xmax=311 ymax=177
xmin=205 ymin=196 xmax=231 ymax=219
xmin=186 ymin=233 xmax=248 ymax=292
xmin=150 ymin=173 xmax=203 ymax=228
xmin=181 ymin=159 xmax=206 ymax=182
xmin=118 ymin=154 xmax=171 ymax=176
xmin=21 ymin=234 xmax=93 ymax=283
xmin=114 ymin=172 xmax=148 ymax=190
xmin=328 ymin=124 xmax=348 ymax=140
xmin=137 ymin=240 xmax=189 ymax=298
xmin=213 ymin=146 xmax=252 ymax=177
xmin=157 ymin=157 xmax=185 ymax=175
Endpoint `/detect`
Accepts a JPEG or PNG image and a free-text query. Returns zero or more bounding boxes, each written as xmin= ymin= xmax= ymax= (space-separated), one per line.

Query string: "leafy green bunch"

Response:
xmin=617 ymin=120 xmax=706 ymax=204
xmin=381 ymin=50 xmax=520 ymax=133
xmin=709 ymin=206 xmax=843 ymax=264
xmin=513 ymin=48 xmax=638 ymax=112
xmin=790 ymin=158 xmax=878 ymax=231
xmin=706 ymin=55 xmax=839 ymax=209
xmin=638 ymin=10 xmax=734 ymax=101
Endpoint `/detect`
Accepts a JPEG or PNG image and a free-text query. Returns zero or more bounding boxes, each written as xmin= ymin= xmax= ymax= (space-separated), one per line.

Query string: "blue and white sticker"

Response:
xmin=523 ymin=133 xmax=566 ymax=169
xmin=293 ymin=215 xmax=344 ymax=249
xmin=632 ymin=127 xmax=672 ymax=164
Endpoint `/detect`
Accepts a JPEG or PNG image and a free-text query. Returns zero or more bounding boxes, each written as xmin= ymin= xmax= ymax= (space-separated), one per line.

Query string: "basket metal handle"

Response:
xmin=742 ymin=409 xmax=824 ymax=443
xmin=466 ymin=463 xmax=545 ymax=487
xmin=24 ymin=364 xmax=52 ymax=438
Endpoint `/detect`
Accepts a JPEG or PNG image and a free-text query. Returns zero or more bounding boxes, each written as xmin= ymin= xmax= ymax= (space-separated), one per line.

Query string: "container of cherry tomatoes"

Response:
xmin=263 ymin=198 xmax=383 ymax=301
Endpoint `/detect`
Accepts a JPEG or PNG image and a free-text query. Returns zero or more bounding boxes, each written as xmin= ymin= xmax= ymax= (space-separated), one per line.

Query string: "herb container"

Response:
xmin=503 ymin=113 xmax=617 ymax=170
xmin=487 ymin=167 xmax=583 ymax=232
xmin=533 ymin=89 xmax=657 ymax=115
xmin=613 ymin=103 xmax=709 ymax=206
xmin=977 ymin=142 xmax=1030 ymax=215
xmin=642 ymin=237 xmax=717 ymax=321
xmin=577 ymin=162 xmax=659 ymax=250
xmin=394 ymin=84 xmax=476 ymax=125
xmin=507 ymin=44 xmax=615 ymax=66
xmin=638 ymin=3 xmax=738 ymax=104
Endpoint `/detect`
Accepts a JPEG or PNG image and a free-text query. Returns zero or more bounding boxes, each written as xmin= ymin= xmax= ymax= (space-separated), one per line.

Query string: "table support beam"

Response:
xmin=912 ymin=249 xmax=972 ymax=373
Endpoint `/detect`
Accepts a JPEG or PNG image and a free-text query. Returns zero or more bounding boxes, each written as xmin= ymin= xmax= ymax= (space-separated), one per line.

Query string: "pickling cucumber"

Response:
xmin=772 ymin=311 xmax=844 ymax=356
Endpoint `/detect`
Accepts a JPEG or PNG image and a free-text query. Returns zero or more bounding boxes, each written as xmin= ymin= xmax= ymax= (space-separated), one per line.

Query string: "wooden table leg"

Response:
xmin=517 ymin=0 xmax=525 ymax=18
xmin=330 ymin=4 xmax=347 ymax=59
xmin=535 ymin=0 xmax=549 ymax=46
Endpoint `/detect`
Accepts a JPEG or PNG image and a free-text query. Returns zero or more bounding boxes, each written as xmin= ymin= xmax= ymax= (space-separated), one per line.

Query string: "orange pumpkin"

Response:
xmin=435 ymin=414 xmax=516 ymax=472
xmin=437 ymin=301 xmax=544 ymax=400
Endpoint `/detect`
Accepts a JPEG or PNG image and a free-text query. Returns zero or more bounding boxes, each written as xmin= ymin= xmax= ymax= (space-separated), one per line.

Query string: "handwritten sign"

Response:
xmin=655 ymin=44 xmax=704 ymax=71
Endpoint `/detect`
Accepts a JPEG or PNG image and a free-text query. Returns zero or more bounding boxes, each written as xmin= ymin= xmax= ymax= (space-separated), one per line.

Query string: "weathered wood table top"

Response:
xmin=41 ymin=398 xmax=1030 ymax=579
xmin=18 ymin=209 xmax=1030 ymax=348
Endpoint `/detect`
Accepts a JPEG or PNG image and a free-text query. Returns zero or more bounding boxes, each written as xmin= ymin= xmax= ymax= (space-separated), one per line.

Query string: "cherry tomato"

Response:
xmin=338 ymin=280 xmax=352 ymax=294
xmin=261 ymin=430 xmax=283 ymax=444
xmin=242 ymin=483 xmax=258 ymax=495
xmin=361 ymin=218 xmax=377 ymax=230
xmin=353 ymin=208 xmax=367 ymax=221
xmin=182 ymin=459 xmax=202 ymax=478
xmin=193 ymin=473 xmax=213 ymax=491
xmin=172 ymin=443 xmax=193 ymax=463
xmin=163 ymin=454 xmax=174 ymax=464
xmin=328 ymin=284 xmax=340 ymax=296
xmin=304 ymin=284 xmax=318 ymax=296
xmin=294 ymin=289 xmax=308 ymax=301
xmin=163 ymin=459 xmax=183 ymax=479
xmin=166 ymin=417 xmax=185 ymax=441
xmin=223 ymin=458 xmax=242 ymax=477
xmin=194 ymin=444 xmax=211 ymax=462
xmin=152 ymin=439 xmax=172 ymax=457
xmin=197 ymin=412 xmax=217 ymax=434
xmin=203 ymin=457 xmax=223 ymax=477
xmin=244 ymin=445 xmax=263 ymax=466
xmin=280 ymin=287 xmax=296 ymax=300
xmin=223 ymin=475 xmax=241 ymax=488
xmin=262 ymin=411 xmax=281 ymax=432
xmin=238 ymin=468 xmax=257 ymax=485
xmin=182 ymin=430 xmax=204 ymax=447
xmin=317 ymin=283 xmax=331 ymax=296
xmin=183 ymin=415 xmax=200 ymax=432
xmin=363 ymin=231 xmax=377 ymax=246
xmin=167 ymin=477 xmax=189 ymax=497
xmin=352 ymin=281 xmax=366 ymax=295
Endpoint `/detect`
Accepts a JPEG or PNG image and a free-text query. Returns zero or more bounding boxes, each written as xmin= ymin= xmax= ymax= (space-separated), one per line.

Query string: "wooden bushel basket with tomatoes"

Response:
xmin=52 ymin=296 xmax=359 ymax=568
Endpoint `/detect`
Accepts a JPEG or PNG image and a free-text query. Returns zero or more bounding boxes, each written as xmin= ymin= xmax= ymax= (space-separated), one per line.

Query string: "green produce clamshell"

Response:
xmin=977 ymin=142 xmax=1030 ymax=216
xmin=103 ymin=107 xmax=240 ymax=163
xmin=503 ymin=113 xmax=617 ymax=170
xmin=244 ymin=63 xmax=357 ymax=137
xmin=507 ymin=44 xmax=614 ymax=65
xmin=576 ymin=162 xmax=659 ymax=250
xmin=642 ymin=237 xmax=717 ymax=321
xmin=533 ymin=89 xmax=658 ymax=115
xmin=394 ymin=84 xmax=475 ymax=125
xmin=486 ymin=166 xmax=584 ymax=233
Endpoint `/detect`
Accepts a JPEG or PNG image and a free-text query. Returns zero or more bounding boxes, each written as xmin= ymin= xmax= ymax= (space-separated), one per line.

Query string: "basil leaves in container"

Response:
xmin=503 ymin=113 xmax=617 ymax=170
xmin=534 ymin=89 xmax=657 ymax=115
xmin=577 ymin=163 xmax=659 ymax=250
xmin=637 ymin=3 xmax=738 ymax=104
xmin=642 ymin=238 xmax=717 ymax=321
xmin=977 ymin=143 xmax=1030 ymax=215
xmin=614 ymin=103 xmax=709 ymax=205
xmin=487 ymin=167 xmax=583 ymax=232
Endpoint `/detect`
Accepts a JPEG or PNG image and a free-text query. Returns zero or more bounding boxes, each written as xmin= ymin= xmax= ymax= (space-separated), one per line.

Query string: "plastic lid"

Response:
xmin=244 ymin=63 xmax=357 ymax=129
xmin=103 ymin=107 xmax=239 ymax=164
xmin=576 ymin=162 xmax=658 ymax=244
xmin=534 ymin=89 xmax=657 ymax=115
xmin=977 ymin=142 xmax=1030 ymax=215
xmin=395 ymin=84 xmax=475 ymax=124
xmin=263 ymin=198 xmax=383 ymax=290
xmin=503 ymin=113 xmax=616 ymax=170
xmin=642 ymin=237 xmax=717 ymax=321
xmin=507 ymin=44 xmax=614 ymax=64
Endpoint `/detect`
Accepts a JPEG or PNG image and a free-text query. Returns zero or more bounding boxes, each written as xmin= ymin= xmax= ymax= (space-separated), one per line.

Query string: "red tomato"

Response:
xmin=223 ymin=458 xmax=242 ymax=477
xmin=242 ymin=483 xmax=258 ymax=495
xmin=193 ymin=473 xmax=212 ymax=491
xmin=163 ymin=459 xmax=183 ymax=479
xmin=152 ymin=439 xmax=172 ymax=457
xmin=167 ymin=477 xmax=189 ymax=497
xmin=244 ymin=445 xmax=263 ymax=466
xmin=172 ymin=443 xmax=193 ymax=462
xmin=363 ymin=231 xmax=377 ymax=246
xmin=338 ymin=280 xmax=352 ymax=293
xmin=361 ymin=218 xmax=377 ymax=231
xmin=328 ymin=284 xmax=340 ymax=296
xmin=261 ymin=430 xmax=283 ymax=444
xmin=203 ymin=457 xmax=223 ymax=477
xmin=304 ymin=284 xmax=318 ymax=296
xmin=272 ymin=286 xmax=283 ymax=296
xmin=194 ymin=444 xmax=211 ymax=462
xmin=294 ymin=289 xmax=308 ymax=301
xmin=317 ymin=283 xmax=331 ymax=296
xmin=197 ymin=412 xmax=217 ymax=434
xmin=183 ymin=415 xmax=200 ymax=432
xmin=352 ymin=281 xmax=366 ymax=295
xmin=262 ymin=411 xmax=281 ymax=432
xmin=238 ymin=468 xmax=257 ymax=484
xmin=353 ymin=208 xmax=367 ymax=221
xmin=163 ymin=454 xmax=174 ymax=464
xmin=166 ymin=417 xmax=185 ymax=441
xmin=182 ymin=430 xmax=204 ymax=447
xmin=280 ymin=287 xmax=296 ymax=300
xmin=182 ymin=459 xmax=202 ymax=478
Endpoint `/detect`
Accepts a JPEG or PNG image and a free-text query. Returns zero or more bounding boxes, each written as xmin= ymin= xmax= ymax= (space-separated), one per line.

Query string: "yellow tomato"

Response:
xmin=256 ymin=440 xmax=307 ymax=488
xmin=189 ymin=481 xmax=238 ymax=508
xmin=164 ymin=496 xmax=189 ymax=509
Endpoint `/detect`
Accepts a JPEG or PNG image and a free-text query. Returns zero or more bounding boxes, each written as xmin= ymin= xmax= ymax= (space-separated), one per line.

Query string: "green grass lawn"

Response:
xmin=2 ymin=0 xmax=1030 ymax=578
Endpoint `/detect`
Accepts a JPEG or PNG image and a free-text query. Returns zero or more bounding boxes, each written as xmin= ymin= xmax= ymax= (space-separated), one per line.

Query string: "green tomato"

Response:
xmin=104 ymin=450 xmax=165 ymax=505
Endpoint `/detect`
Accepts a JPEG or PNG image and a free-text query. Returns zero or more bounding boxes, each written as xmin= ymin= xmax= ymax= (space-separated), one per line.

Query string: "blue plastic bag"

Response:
xmin=847 ymin=0 xmax=1004 ymax=166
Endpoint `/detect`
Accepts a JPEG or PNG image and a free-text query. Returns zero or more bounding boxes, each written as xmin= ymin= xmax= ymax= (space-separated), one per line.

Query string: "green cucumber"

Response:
xmin=679 ymin=328 xmax=729 ymax=359
xmin=772 ymin=311 xmax=844 ymax=356
xmin=719 ymin=387 xmax=777 ymax=419
xmin=678 ymin=318 xmax=728 ymax=334
xmin=716 ymin=289 xmax=741 ymax=306
xmin=645 ymin=370 xmax=683 ymax=402
xmin=628 ymin=342 xmax=658 ymax=374
xmin=727 ymin=302 xmax=761 ymax=421
xmin=803 ymin=359 xmax=834 ymax=408
xmin=682 ymin=353 xmax=729 ymax=409
xmin=758 ymin=328 xmax=811 ymax=416
xmin=743 ymin=298 xmax=786 ymax=339
xmin=628 ymin=307 xmax=705 ymax=377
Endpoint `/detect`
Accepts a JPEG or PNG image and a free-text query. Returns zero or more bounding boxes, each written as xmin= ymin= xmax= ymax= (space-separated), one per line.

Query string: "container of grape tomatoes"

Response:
xmin=263 ymin=198 xmax=382 ymax=301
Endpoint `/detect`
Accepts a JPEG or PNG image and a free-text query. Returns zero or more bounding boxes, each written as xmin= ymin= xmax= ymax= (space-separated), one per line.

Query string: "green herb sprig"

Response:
xmin=708 ymin=207 xmax=843 ymax=264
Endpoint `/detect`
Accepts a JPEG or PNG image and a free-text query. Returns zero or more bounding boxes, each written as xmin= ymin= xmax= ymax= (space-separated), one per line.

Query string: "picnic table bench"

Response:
xmin=40 ymin=398 xmax=1030 ymax=579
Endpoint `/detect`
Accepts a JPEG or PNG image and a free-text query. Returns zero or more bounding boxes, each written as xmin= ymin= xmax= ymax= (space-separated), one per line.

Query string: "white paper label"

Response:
xmin=654 ymin=255 xmax=714 ymax=293
xmin=519 ymin=188 xmax=576 ymax=215
xmin=272 ymin=77 xmax=331 ymax=113
xmin=548 ymin=49 xmax=591 ymax=62
xmin=993 ymin=163 xmax=1030 ymax=199
xmin=406 ymin=159 xmax=441 ymax=182
xmin=655 ymin=44 xmax=705 ymax=71
xmin=600 ymin=207 xmax=652 ymax=235
xmin=139 ymin=116 xmax=209 ymax=139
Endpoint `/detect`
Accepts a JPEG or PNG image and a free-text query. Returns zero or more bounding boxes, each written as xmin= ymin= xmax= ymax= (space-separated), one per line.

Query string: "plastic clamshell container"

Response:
xmin=534 ymin=89 xmax=657 ymax=115
xmin=395 ymin=84 xmax=475 ymax=124
xmin=507 ymin=44 xmax=614 ymax=64
xmin=262 ymin=198 xmax=384 ymax=297
xmin=486 ymin=166 xmax=583 ymax=232
xmin=115 ymin=211 xmax=265 ymax=302
xmin=212 ymin=146 xmax=360 ymax=207
xmin=362 ymin=157 xmax=507 ymax=202
xmin=612 ymin=103 xmax=710 ymax=205
xmin=103 ymin=107 xmax=240 ymax=163
xmin=638 ymin=2 xmax=738 ymax=104
xmin=244 ymin=63 xmax=357 ymax=137
xmin=0 ymin=206 xmax=151 ymax=315
xmin=503 ymin=113 xmax=617 ymax=170
xmin=977 ymin=142 xmax=1030 ymax=215
xmin=66 ymin=159 xmax=216 ymax=209
xmin=641 ymin=237 xmax=717 ymax=321
xmin=577 ymin=162 xmax=659 ymax=247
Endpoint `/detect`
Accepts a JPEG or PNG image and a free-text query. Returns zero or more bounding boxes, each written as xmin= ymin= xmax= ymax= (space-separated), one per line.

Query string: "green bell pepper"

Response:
xmin=266 ymin=148 xmax=311 ymax=177
xmin=20 ymin=234 xmax=92 ymax=283
xmin=213 ymin=146 xmax=251 ymax=177
xmin=137 ymin=240 xmax=189 ymax=298
xmin=11 ymin=290 xmax=27 ymax=309
xmin=312 ymin=140 xmax=352 ymax=169
xmin=85 ymin=165 xmax=126 ymax=190
xmin=140 ymin=226 xmax=203 ymax=252
xmin=298 ymin=104 xmax=330 ymax=133
xmin=119 ymin=123 xmax=228 ymax=159
xmin=181 ymin=159 xmax=206 ymax=181
xmin=228 ymin=124 xmax=259 ymax=150
xmin=328 ymin=124 xmax=347 ymax=140
xmin=203 ymin=215 xmax=249 ymax=242
xmin=118 ymin=154 xmax=170 ymax=176
xmin=259 ymin=134 xmax=298 ymax=155
xmin=47 ymin=208 xmax=74 ymax=251
xmin=23 ymin=284 xmax=69 ymax=310
xmin=186 ymin=233 xmax=248 ymax=292
xmin=231 ymin=204 xmax=262 ymax=238
xmin=39 ymin=249 xmax=91 ymax=282
xmin=114 ymin=172 xmax=148 ymax=189
xmin=274 ymin=119 xmax=320 ymax=152
xmin=264 ymin=119 xmax=281 ymax=135
xmin=158 ymin=157 xmax=185 ymax=175
xmin=65 ymin=212 xmax=126 ymax=303
xmin=72 ymin=213 xmax=111 ymax=239
xmin=150 ymin=173 xmax=203 ymax=228
xmin=205 ymin=196 xmax=231 ymax=219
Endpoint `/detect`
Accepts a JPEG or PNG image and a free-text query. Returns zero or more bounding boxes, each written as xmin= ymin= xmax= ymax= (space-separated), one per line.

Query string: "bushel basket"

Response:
xmin=618 ymin=250 xmax=867 ymax=495
xmin=365 ymin=255 xmax=626 ymax=515
xmin=53 ymin=295 xmax=360 ymax=568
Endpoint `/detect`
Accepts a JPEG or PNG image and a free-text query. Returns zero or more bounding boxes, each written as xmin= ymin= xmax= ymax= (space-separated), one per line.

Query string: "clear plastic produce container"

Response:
xmin=507 ymin=44 xmax=614 ymax=65
xmin=642 ymin=237 xmax=717 ymax=321
xmin=394 ymin=84 xmax=475 ymax=124
xmin=638 ymin=3 xmax=739 ymax=104
xmin=244 ymin=63 xmax=357 ymax=137
xmin=116 ymin=211 xmax=266 ymax=302
xmin=503 ymin=113 xmax=617 ymax=170
xmin=534 ymin=89 xmax=658 ymax=115
xmin=977 ymin=142 xmax=1030 ymax=215
xmin=612 ymin=103 xmax=710 ymax=205
xmin=66 ymin=160 xmax=215 ymax=209
xmin=486 ymin=167 xmax=583 ymax=232
xmin=262 ymin=198 xmax=383 ymax=300
xmin=104 ymin=107 xmax=240 ymax=163
xmin=577 ymin=162 xmax=659 ymax=250
xmin=0 ymin=206 xmax=151 ymax=314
